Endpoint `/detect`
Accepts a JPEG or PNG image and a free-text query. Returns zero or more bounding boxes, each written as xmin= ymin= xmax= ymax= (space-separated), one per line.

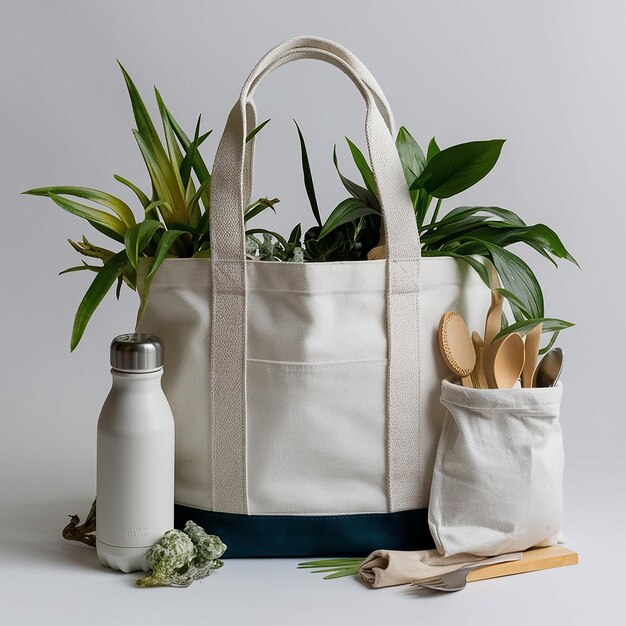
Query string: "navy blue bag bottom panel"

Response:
xmin=175 ymin=504 xmax=434 ymax=558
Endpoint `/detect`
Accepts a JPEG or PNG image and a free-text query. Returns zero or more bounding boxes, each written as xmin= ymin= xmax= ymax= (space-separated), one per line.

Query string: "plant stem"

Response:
xmin=430 ymin=198 xmax=443 ymax=225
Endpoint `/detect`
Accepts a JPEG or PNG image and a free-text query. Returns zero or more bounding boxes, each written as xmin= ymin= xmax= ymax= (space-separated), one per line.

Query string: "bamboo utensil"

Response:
xmin=484 ymin=332 xmax=525 ymax=389
xmin=470 ymin=332 xmax=489 ymax=389
xmin=484 ymin=288 xmax=504 ymax=348
xmin=438 ymin=312 xmax=476 ymax=388
xmin=522 ymin=322 xmax=542 ymax=388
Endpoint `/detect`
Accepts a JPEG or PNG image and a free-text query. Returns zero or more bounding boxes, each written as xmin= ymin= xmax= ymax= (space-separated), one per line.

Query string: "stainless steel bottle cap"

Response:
xmin=110 ymin=333 xmax=164 ymax=372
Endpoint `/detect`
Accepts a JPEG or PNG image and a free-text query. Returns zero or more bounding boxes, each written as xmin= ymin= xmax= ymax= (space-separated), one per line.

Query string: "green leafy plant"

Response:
xmin=299 ymin=126 xmax=577 ymax=350
xmin=25 ymin=65 xmax=576 ymax=351
xmin=24 ymin=64 xmax=284 ymax=350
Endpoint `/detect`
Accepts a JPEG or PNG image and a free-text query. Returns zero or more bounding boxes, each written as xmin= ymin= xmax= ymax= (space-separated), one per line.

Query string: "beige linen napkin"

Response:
xmin=359 ymin=549 xmax=506 ymax=588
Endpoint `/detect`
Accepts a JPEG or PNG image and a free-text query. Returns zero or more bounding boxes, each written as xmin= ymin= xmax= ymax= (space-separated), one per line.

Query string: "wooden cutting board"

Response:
xmin=467 ymin=546 xmax=578 ymax=582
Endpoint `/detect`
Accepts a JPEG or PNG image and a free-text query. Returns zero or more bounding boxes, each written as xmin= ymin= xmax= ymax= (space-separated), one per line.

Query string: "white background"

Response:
xmin=1 ymin=0 xmax=623 ymax=623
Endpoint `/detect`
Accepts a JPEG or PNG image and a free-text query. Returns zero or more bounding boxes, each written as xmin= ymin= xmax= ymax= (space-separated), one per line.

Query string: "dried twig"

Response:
xmin=62 ymin=499 xmax=96 ymax=547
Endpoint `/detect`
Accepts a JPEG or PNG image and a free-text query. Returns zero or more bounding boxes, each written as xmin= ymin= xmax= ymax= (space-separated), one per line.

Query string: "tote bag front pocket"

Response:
xmin=428 ymin=379 xmax=564 ymax=557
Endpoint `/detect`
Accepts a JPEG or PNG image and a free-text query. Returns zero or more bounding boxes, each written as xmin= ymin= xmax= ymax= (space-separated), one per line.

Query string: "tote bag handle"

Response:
xmin=209 ymin=37 xmax=422 ymax=515
xmin=210 ymin=36 xmax=420 ymax=261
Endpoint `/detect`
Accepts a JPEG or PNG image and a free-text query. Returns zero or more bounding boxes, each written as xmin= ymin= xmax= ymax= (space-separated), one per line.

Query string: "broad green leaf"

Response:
xmin=346 ymin=138 xmax=377 ymax=196
xmin=124 ymin=219 xmax=163 ymax=270
xmin=47 ymin=193 xmax=127 ymax=237
xmin=396 ymin=126 xmax=426 ymax=186
xmin=427 ymin=137 xmax=440 ymax=161
xmin=332 ymin=146 xmax=380 ymax=212
xmin=71 ymin=250 xmax=129 ymax=351
xmin=24 ymin=186 xmax=136 ymax=227
xmin=114 ymin=174 xmax=150 ymax=209
xmin=319 ymin=199 xmax=378 ymax=239
xmin=411 ymin=139 xmax=505 ymax=198
xmin=494 ymin=317 xmax=574 ymax=341
xmin=294 ymin=121 xmax=322 ymax=228
xmin=288 ymin=224 xmax=302 ymax=245
xmin=246 ymin=119 xmax=270 ymax=143
xmin=421 ymin=216 xmax=491 ymax=246
xmin=480 ymin=241 xmax=544 ymax=320
xmin=434 ymin=206 xmax=526 ymax=228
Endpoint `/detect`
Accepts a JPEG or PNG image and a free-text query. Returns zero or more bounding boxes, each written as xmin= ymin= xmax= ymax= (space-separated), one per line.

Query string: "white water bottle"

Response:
xmin=96 ymin=333 xmax=175 ymax=573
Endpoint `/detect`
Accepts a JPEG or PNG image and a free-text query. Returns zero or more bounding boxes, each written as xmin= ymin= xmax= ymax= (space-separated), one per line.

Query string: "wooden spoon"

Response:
xmin=470 ymin=331 xmax=489 ymax=389
xmin=484 ymin=332 xmax=526 ymax=389
xmin=438 ymin=311 xmax=476 ymax=387
xmin=484 ymin=288 xmax=504 ymax=348
xmin=522 ymin=322 xmax=542 ymax=388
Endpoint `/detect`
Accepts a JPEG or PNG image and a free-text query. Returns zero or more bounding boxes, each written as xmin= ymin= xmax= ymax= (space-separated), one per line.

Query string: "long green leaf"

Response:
xmin=114 ymin=174 xmax=150 ymax=209
xmin=132 ymin=130 xmax=187 ymax=224
xmin=411 ymin=139 xmax=505 ymax=198
xmin=332 ymin=146 xmax=380 ymax=211
xmin=124 ymin=219 xmax=163 ymax=270
xmin=47 ymin=193 xmax=127 ymax=237
xmin=294 ymin=121 xmax=322 ymax=228
xmin=118 ymin=65 xmax=187 ymax=222
xmin=187 ymin=178 xmax=211 ymax=221
xmin=495 ymin=288 xmax=532 ymax=319
xmin=434 ymin=206 xmax=526 ymax=228
xmin=154 ymin=87 xmax=185 ymax=174
xmin=24 ymin=186 xmax=136 ymax=227
xmin=319 ymin=199 xmax=378 ymax=239
xmin=494 ymin=317 xmax=574 ymax=341
xmin=346 ymin=138 xmax=377 ymax=196
xmin=480 ymin=241 xmax=544 ymax=320
xmin=164 ymin=106 xmax=211 ymax=211
xmin=246 ymin=119 xmax=270 ymax=143
xmin=71 ymin=251 xmax=129 ymax=351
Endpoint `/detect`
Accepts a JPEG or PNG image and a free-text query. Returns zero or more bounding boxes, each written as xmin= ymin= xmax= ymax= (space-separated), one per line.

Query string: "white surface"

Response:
xmin=0 ymin=475 xmax=622 ymax=624
xmin=1 ymin=0 xmax=624 ymax=623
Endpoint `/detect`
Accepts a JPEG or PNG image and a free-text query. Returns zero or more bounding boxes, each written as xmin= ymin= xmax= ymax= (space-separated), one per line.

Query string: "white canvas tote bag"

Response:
xmin=138 ymin=36 xmax=490 ymax=557
xmin=428 ymin=379 xmax=564 ymax=557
